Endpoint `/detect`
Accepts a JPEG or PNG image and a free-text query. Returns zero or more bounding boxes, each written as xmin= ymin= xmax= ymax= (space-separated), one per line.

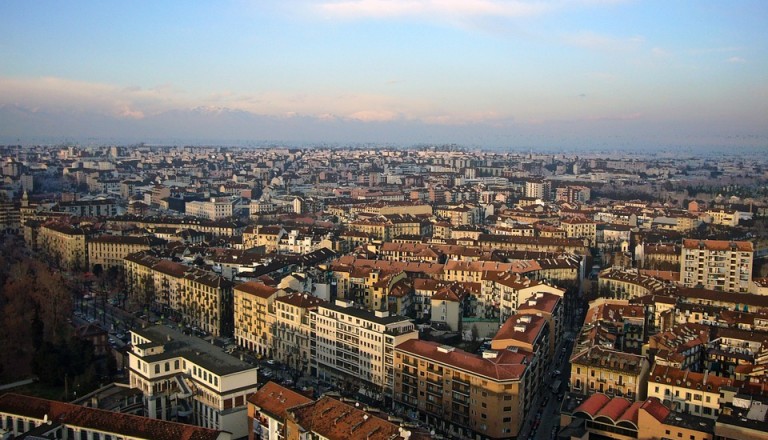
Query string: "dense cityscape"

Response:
xmin=0 ymin=144 xmax=766 ymax=440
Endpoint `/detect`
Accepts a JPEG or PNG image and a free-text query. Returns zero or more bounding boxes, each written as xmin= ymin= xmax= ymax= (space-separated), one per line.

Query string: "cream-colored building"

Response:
xmin=38 ymin=222 xmax=88 ymax=270
xmin=185 ymin=197 xmax=234 ymax=220
xmin=270 ymin=292 xmax=325 ymax=374
xmin=561 ymin=218 xmax=597 ymax=246
xmin=128 ymin=325 xmax=257 ymax=439
xmin=123 ymin=252 xmax=234 ymax=337
xmin=313 ymin=299 xmax=418 ymax=396
xmin=569 ymin=345 xmax=650 ymax=401
xmin=88 ymin=235 xmax=165 ymax=272
xmin=681 ymin=239 xmax=753 ymax=293
xmin=647 ymin=364 xmax=730 ymax=418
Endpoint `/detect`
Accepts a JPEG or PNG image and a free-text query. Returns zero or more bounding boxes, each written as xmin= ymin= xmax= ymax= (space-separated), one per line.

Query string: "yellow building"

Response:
xmin=561 ymin=218 xmax=597 ymax=246
xmin=569 ymin=345 xmax=650 ymax=401
xmin=38 ymin=222 xmax=88 ymax=270
xmin=88 ymin=235 xmax=165 ymax=272
xmin=233 ymin=281 xmax=283 ymax=356
xmin=395 ymin=339 xmax=531 ymax=439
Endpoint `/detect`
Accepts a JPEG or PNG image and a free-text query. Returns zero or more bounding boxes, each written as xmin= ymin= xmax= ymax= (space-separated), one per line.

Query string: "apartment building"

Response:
xmin=233 ymin=281 xmax=283 ymax=356
xmin=38 ymin=222 xmax=89 ymax=270
xmin=561 ymin=218 xmax=597 ymax=246
xmin=270 ymin=292 xmax=325 ymax=374
xmin=0 ymin=393 xmax=231 ymax=440
xmin=569 ymin=345 xmax=650 ymax=401
xmin=242 ymin=225 xmax=285 ymax=252
xmin=246 ymin=381 xmax=313 ymax=440
xmin=185 ymin=197 xmax=234 ymax=220
xmin=598 ymin=267 xmax=671 ymax=299
xmin=516 ymin=292 xmax=564 ymax=361
xmin=348 ymin=214 xmax=426 ymax=241
xmin=124 ymin=252 xmax=234 ymax=337
xmin=88 ymin=235 xmax=166 ymax=272
xmin=555 ymin=185 xmax=591 ymax=203
xmin=56 ymin=198 xmax=119 ymax=217
xmin=705 ymin=209 xmax=740 ymax=227
xmin=395 ymin=339 xmax=532 ymax=439
xmin=681 ymin=239 xmax=753 ymax=293
xmin=525 ymin=178 xmax=551 ymax=200
xmin=128 ymin=325 xmax=258 ymax=439
xmin=284 ymin=394 xmax=429 ymax=440
xmin=491 ymin=314 xmax=549 ymax=398
xmin=648 ymin=323 xmax=710 ymax=371
xmin=313 ymin=300 xmax=418 ymax=397
xmin=647 ymin=364 xmax=731 ymax=418
xmin=480 ymin=271 xmax=565 ymax=322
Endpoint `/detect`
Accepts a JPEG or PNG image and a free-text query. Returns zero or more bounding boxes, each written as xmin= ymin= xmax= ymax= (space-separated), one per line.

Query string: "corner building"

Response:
xmin=395 ymin=339 xmax=532 ymax=439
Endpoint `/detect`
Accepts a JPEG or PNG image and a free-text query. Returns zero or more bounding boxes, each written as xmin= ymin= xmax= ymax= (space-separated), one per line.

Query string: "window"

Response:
xmin=154 ymin=365 xmax=160 ymax=374
xmin=504 ymin=406 xmax=511 ymax=412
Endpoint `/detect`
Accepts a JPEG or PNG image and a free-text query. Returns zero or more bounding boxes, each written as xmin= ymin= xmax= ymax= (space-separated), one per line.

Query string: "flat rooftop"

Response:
xmin=132 ymin=324 xmax=255 ymax=376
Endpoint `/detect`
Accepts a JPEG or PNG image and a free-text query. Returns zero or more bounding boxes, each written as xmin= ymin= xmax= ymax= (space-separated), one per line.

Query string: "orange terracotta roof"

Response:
xmin=640 ymin=397 xmax=671 ymax=423
xmin=288 ymin=396 xmax=407 ymax=440
xmin=595 ymin=397 xmax=632 ymax=422
xmin=396 ymin=339 xmax=529 ymax=380
xmin=235 ymin=281 xmax=279 ymax=298
xmin=248 ymin=382 xmax=312 ymax=422
xmin=0 ymin=393 xmax=224 ymax=440
xmin=574 ymin=393 xmax=611 ymax=416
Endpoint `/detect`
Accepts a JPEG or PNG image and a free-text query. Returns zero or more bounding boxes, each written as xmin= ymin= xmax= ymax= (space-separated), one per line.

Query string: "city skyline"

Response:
xmin=1 ymin=0 xmax=766 ymax=149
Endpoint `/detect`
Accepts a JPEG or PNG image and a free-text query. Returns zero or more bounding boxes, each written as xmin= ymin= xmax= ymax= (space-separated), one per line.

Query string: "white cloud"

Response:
xmin=727 ymin=56 xmax=746 ymax=63
xmin=318 ymin=0 xmax=553 ymax=19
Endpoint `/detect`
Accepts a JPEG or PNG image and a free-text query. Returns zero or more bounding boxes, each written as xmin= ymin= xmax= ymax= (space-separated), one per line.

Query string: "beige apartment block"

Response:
xmin=38 ymin=222 xmax=88 ymax=270
xmin=313 ymin=300 xmax=418 ymax=397
xmin=395 ymin=340 xmax=532 ymax=439
xmin=681 ymin=239 xmax=753 ymax=293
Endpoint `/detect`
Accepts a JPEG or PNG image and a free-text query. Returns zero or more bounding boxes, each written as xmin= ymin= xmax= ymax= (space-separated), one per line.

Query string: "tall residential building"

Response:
xmin=124 ymin=252 xmax=234 ymax=337
xmin=38 ymin=222 xmax=89 ymax=270
xmin=313 ymin=300 xmax=418 ymax=397
xmin=394 ymin=339 xmax=532 ymax=439
xmin=128 ymin=325 xmax=258 ymax=439
xmin=524 ymin=178 xmax=551 ymax=201
xmin=270 ymin=292 xmax=325 ymax=374
xmin=233 ymin=281 xmax=283 ymax=356
xmin=680 ymin=239 xmax=753 ymax=293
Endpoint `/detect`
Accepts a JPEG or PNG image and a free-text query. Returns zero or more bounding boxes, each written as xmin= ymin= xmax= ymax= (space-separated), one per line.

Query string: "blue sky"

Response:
xmin=0 ymin=1 xmax=766 ymax=149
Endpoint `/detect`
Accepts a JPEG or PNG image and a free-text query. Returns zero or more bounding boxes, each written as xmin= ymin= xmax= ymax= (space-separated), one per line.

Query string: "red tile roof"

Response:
xmin=595 ymin=397 xmax=632 ymax=422
xmin=0 ymin=393 xmax=224 ymax=440
xmin=288 ymin=396 xmax=413 ymax=440
xmin=247 ymin=382 xmax=312 ymax=422
xmin=235 ymin=281 xmax=279 ymax=298
xmin=640 ymin=397 xmax=671 ymax=423
xmin=574 ymin=393 xmax=611 ymax=416
xmin=396 ymin=339 xmax=529 ymax=380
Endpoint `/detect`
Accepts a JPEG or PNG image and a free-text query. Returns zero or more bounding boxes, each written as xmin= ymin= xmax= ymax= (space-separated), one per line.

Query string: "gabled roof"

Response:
xmin=234 ymin=281 xmax=279 ymax=298
xmin=247 ymin=381 xmax=312 ymax=422
xmin=0 ymin=393 xmax=225 ymax=440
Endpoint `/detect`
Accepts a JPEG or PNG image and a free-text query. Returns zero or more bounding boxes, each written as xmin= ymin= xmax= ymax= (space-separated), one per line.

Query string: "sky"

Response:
xmin=0 ymin=0 xmax=767 ymax=150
